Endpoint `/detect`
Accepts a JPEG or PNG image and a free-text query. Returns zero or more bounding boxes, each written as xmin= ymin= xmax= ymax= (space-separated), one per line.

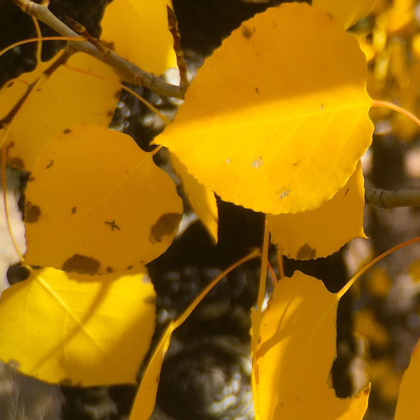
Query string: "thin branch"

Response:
xmin=366 ymin=187 xmax=420 ymax=209
xmin=12 ymin=0 xmax=186 ymax=99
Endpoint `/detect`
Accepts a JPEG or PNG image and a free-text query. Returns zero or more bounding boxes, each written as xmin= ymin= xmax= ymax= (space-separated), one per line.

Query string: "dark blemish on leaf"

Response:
xmin=6 ymin=81 xmax=14 ymax=89
xmin=345 ymin=188 xmax=350 ymax=196
xmin=106 ymin=267 xmax=113 ymax=273
xmin=320 ymin=104 xmax=324 ymax=111
xmin=327 ymin=12 xmax=334 ymax=20
xmin=293 ymin=161 xmax=301 ymax=167
xmin=63 ymin=128 xmax=71 ymax=134
xmin=72 ymin=207 xmax=77 ymax=214
xmin=127 ymin=265 xmax=133 ymax=270
xmin=8 ymin=157 xmax=25 ymax=170
xmin=28 ymin=176 xmax=35 ymax=182
xmin=62 ymin=254 xmax=100 ymax=275
xmin=242 ymin=26 xmax=252 ymax=39
xmin=150 ymin=213 xmax=182 ymax=244
xmin=296 ymin=244 xmax=316 ymax=260
xmin=104 ymin=220 xmax=120 ymax=231
xmin=46 ymin=159 xmax=54 ymax=169
xmin=24 ymin=202 xmax=41 ymax=223
xmin=59 ymin=378 xmax=73 ymax=386
xmin=107 ymin=111 xmax=113 ymax=117
xmin=279 ymin=189 xmax=291 ymax=199
xmin=144 ymin=296 xmax=156 ymax=305
xmin=255 ymin=87 xmax=260 ymax=94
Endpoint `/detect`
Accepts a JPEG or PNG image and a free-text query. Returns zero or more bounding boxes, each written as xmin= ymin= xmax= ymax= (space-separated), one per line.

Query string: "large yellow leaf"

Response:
xmin=267 ymin=162 xmax=366 ymax=260
xmin=395 ymin=340 xmax=420 ymax=420
xmin=313 ymin=0 xmax=376 ymax=29
xmin=170 ymin=153 xmax=218 ymax=244
xmin=0 ymin=266 xmax=155 ymax=386
xmin=24 ymin=124 xmax=183 ymax=274
xmin=252 ymin=271 xmax=370 ymax=420
xmin=155 ymin=3 xmax=373 ymax=215
xmin=0 ymin=53 xmax=121 ymax=171
xmin=101 ymin=0 xmax=178 ymax=76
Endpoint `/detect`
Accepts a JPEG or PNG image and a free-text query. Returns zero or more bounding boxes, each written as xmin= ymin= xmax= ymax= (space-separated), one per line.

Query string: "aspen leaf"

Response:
xmin=170 ymin=153 xmax=218 ymax=244
xmin=312 ymin=0 xmax=376 ymax=29
xmin=0 ymin=266 xmax=156 ymax=386
xmin=101 ymin=0 xmax=178 ymax=76
xmin=155 ymin=3 xmax=373 ymax=215
xmin=0 ymin=53 xmax=121 ymax=171
xmin=267 ymin=162 xmax=366 ymax=260
xmin=252 ymin=271 xmax=370 ymax=420
xmin=130 ymin=323 xmax=173 ymax=420
xmin=395 ymin=340 xmax=420 ymax=420
xmin=24 ymin=124 xmax=183 ymax=274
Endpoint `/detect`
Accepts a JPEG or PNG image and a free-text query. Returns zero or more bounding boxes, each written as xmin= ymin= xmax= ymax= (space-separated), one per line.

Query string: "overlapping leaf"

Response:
xmin=252 ymin=271 xmax=370 ymax=419
xmin=101 ymin=0 xmax=178 ymax=76
xmin=0 ymin=266 xmax=155 ymax=386
xmin=312 ymin=0 xmax=376 ymax=29
xmin=0 ymin=53 xmax=121 ymax=171
xmin=267 ymin=162 xmax=366 ymax=260
xmin=155 ymin=3 xmax=373 ymax=215
xmin=24 ymin=124 xmax=183 ymax=274
xmin=395 ymin=340 xmax=420 ymax=420
xmin=170 ymin=153 xmax=218 ymax=243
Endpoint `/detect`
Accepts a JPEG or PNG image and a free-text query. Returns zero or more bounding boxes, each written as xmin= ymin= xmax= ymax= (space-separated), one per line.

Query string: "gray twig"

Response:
xmin=366 ymin=187 xmax=420 ymax=208
xmin=12 ymin=0 xmax=186 ymax=99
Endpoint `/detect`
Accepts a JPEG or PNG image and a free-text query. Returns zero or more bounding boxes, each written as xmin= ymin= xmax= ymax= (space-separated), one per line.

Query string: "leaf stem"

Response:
xmin=337 ymin=236 xmax=420 ymax=298
xmin=277 ymin=248 xmax=285 ymax=280
xmin=173 ymin=248 xmax=261 ymax=330
xmin=256 ymin=219 xmax=269 ymax=313
xmin=371 ymin=99 xmax=420 ymax=128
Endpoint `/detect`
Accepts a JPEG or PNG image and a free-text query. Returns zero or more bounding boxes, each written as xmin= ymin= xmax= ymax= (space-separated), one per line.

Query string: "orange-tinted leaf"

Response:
xmin=24 ymin=124 xmax=183 ymax=274
xmin=313 ymin=0 xmax=376 ymax=29
xmin=252 ymin=271 xmax=370 ymax=420
xmin=267 ymin=162 xmax=366 ymax=260
xmin=395 ymin=340 xmax=420 ymax=419
xmin=0 ymin=53 xmax=121 ymax=171
xmin=155 ymin=3 xmax=373 ymax=215
xmin=170 ymin=153 xmax=218 ymax=243
xmin=130 ymin=323 xmax=173 ymax=420
xmin=0 ymin=266 xmax=155 ymax=386
xmin=101 ymin=0 xmax=178 ymax=76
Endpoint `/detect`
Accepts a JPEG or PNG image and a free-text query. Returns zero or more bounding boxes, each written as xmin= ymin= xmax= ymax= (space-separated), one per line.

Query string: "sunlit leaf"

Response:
xmin=395 ymin=340 xmax=420 ymax=420
xmin=267 ymin=162 xmax=365 ymax=260
xmin=0 ymin=53 xmax=121 ymax=171
xmin=155 ymin=3 xmax=373 ymax=215
xmin=252 ymin=271 xmax=370 ymax=420
xmin=0 ymin=266 xmax=155 ymax=386
xmin=312 ymin=0 xmax=376 ymax=29
xmin=101 ymin=0 xmax=178 ymax=76
xmin=130 ymin=323 xmax=173 ymax=420
xmin=170 ymin=153 xmax=218 ymax=244
xmin=24 ymin=124 xmax=183 ymax=274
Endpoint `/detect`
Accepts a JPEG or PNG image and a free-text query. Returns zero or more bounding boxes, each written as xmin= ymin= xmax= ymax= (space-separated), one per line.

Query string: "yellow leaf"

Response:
xmin=252 ymin=271 xmax=370 ymax=420
xmin=101 ymin=0 xmax=178 ymax=76
xmin=0 ymin=53 xmax=121 ymax=171
xmin=24 ymin=124 xmax=183 ymax=274
xmin=313 ymin=0 xmax=376 ymax=29
xmin=395 ymin=341 xmax=420 ymax=419
xmin=170 ymin=153 xmax=218 ymax=244
xmin=155 ymin=3 xmax=373 ymax=215
xmin=0 ymin=266 xmax=155 ymax=386
xmin=130 ymin=323 xmax=173 ymax=420
xmin=267 ymin=162 xmax=366 ymax=260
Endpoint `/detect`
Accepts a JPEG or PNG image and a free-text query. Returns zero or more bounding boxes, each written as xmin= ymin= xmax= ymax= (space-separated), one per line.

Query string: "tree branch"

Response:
xmin=365 ymin=187 xmax=420 ymax=209
xmin=12 ymin=0 xmax=186 ymax=99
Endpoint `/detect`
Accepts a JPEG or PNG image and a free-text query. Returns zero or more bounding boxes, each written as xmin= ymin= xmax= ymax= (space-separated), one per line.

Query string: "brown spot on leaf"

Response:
xmin=72 ymin=207 xmax=77 ymax=214
xmin=63 ymin=128 xmax=71 ymax=134
xmin=242 ymin=26 xmax=252 ymax=39
xmin=255 ymin=87 xmax=260 ymax=94
xmin=345 ymin=188 xmax=350 ymax=196
xmin=106 ymin=267 xmax=113 ymax=273
xmin=296 ymin=244 xmax=316 ymax=260
xmin=150 ymin=213 xmax=182 ymax=244
xmin=7 ymin=157 xmax=25 ymax=170
xmin=127 ymin=265 xmax=133 ymax=270
xmin=24 ymin=202 xmax=41 ymax=223
xmin=62 ymin=254 xmax=100 ymax=275
xmin=46 ymin=159 xmax=54 ymax=169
